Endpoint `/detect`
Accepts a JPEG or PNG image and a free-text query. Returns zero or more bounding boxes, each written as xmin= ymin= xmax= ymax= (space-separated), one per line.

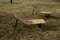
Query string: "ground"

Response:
xmin=0 ymin=0 xmax=60 ymax=40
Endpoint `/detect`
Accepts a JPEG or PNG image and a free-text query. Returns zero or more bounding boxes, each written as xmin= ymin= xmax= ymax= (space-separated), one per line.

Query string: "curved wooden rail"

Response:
xmin=12 ymin=11 xmax=46 ymax=25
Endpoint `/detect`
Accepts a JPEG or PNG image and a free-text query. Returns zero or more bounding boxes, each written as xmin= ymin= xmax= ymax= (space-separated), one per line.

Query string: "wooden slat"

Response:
xmin=38 ymin=12 xmax=52 ymax=14
xmin=24 ymin=19 xmax=46 ymax=25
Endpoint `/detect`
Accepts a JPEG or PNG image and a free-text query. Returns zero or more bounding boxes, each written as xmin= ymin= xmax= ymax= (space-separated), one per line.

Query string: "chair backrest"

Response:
xmin=32 ymin=4 xmax=41 ymax=12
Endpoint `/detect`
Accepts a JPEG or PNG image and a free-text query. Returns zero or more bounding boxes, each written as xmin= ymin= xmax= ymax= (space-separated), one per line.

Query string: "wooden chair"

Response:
xmin=32 ymin=4 xmax=52 ymax=18
xmin=12 ymin=11 xmax=46 ymax=30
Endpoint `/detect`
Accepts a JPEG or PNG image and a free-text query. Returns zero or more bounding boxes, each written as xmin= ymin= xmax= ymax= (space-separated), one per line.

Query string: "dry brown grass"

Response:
xmin=0 ymin=0 xmax=60 ymax=40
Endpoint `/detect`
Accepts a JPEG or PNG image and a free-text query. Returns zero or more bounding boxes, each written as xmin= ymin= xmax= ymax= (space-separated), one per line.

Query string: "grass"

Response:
xmin=0 ymin=0 xmax=60 ymax=40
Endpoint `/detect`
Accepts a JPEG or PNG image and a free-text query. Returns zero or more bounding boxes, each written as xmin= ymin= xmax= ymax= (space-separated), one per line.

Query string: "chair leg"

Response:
xmin=14 ymin=19 xmax=18 ymax=30
xmin=45 ymin=14 xmax=50 ymax=18
xmin=37 ymin=24 xmax=42 ymax=28
xmin=32 ymin=9 xmax=35 ymax=15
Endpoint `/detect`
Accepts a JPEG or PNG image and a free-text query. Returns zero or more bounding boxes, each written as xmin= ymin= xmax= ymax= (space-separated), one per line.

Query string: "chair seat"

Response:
xmin=38 ymin=12 xmax=52 ymax=14
xmin=24 ymin=19 xmax=46 ymax=25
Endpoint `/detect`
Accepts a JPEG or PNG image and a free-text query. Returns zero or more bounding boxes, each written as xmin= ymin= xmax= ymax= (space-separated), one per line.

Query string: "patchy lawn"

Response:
xmin=0 ymin=0 xmax=60 ymax=40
